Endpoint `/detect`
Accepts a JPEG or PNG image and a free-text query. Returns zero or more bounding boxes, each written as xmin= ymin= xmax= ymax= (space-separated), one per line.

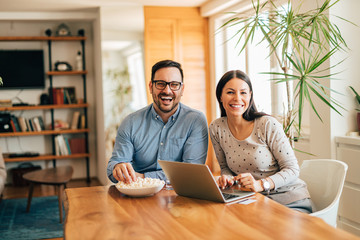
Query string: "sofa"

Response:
xmin=0 ymin=149 xmax=6 ymax=198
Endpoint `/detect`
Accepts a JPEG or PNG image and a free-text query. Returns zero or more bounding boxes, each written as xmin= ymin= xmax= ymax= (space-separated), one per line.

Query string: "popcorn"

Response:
xmin=116 ymin=177 xmax=165 ymax=189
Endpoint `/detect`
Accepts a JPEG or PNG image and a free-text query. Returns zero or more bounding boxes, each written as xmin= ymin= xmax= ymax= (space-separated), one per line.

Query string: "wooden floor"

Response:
xmin=2 ymin=177 xmax=102 ymax=199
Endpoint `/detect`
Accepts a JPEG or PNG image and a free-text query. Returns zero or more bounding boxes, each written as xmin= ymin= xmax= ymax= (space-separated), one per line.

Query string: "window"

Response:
xmin=127 ymin=51 xmax=147 ymax=110
xmin=216 ymin=12 xmax=272 ymax=115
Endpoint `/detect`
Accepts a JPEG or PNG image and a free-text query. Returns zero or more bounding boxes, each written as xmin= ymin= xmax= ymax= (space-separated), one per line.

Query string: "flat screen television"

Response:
xmin=0 ymin=50 xmax=45 ymax=90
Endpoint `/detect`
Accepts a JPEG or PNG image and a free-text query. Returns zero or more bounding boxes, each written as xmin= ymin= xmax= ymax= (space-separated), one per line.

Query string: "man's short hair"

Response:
xmin=151 ymin=60 xmax=184 ymax=82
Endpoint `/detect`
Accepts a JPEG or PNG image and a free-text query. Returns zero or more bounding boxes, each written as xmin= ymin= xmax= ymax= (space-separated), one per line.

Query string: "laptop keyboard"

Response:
xmin=222 ymin=193 xmax=240 ymax=200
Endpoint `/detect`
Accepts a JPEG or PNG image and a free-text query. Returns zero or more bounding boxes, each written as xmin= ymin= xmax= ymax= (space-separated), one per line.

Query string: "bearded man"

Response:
xmin=107 ymin=60 xmax=208 ymax=183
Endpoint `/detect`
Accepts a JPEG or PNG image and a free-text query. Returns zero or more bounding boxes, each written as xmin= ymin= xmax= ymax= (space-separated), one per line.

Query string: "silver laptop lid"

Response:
xmin=158 ymin=160 xmax=254 ymax=203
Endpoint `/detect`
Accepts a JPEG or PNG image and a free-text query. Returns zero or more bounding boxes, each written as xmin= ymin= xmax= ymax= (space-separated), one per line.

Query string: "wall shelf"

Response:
xmin=0 ymin=129 xmax=89 ymax=137
xmin=0 ymin=103 xmax=89 ymax=111
xmin=47 ymin=70 xmax=88 ymax=75
xmin=4 ymin=153 xmax=91 ymax=163
xmin=0 ymin=36 xmax=87 ymax=41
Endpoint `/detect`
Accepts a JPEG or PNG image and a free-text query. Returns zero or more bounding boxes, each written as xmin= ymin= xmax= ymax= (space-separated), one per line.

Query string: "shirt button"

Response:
xmin=160 ymin=142 xmax=163 ymax=145
xmin=163 ymin=126 xmax=166 ymax=129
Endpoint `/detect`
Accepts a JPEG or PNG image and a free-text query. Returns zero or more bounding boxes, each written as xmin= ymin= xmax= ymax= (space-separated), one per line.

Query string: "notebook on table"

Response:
xmin=158 ymin=160 xmax=254 ymax=203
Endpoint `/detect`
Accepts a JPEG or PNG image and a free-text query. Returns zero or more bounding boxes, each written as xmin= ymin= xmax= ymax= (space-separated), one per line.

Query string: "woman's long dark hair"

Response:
xmin=216 ymin=70 xmax=267 ymax=121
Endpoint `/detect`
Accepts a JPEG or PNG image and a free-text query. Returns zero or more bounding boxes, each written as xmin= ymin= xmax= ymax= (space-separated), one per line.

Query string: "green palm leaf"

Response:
xmin=219 ymin=0 xmax=352 ymax=148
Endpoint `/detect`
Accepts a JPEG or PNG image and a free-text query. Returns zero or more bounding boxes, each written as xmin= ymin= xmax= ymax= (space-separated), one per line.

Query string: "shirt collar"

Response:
xmin=150 ymin=103 xmax=181 ymax=122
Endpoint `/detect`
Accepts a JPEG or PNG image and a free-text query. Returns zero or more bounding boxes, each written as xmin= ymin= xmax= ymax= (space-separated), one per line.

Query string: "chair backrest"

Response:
xmin=300 ymin=159 xmax=348 ymax=227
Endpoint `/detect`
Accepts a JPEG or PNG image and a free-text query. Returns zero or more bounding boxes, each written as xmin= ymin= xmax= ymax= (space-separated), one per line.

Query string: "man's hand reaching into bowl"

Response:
xmin=113 ymin=162 xmax=144 ymax=183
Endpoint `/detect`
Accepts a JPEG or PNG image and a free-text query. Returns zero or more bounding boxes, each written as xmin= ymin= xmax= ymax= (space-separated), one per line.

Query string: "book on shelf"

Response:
xmin=55 ymin=135 xmax=71 ymax=156
xmin=50 ymin=87 xmax=64 ymax=105
xmin=64 ymin=88 xmax=72 ymax=104
xmin=71 ymin=111 xmax=80 ymax=129
xmin=36 ymin=116 xmax=46 ymax=130
xmin=55 ymin=135 xmax=86 ymax=155
xmin=55 ymin=136 xmax=60 ymax=156
xmin=32 ymin=117 xmax=41 ymax=132
xmin=64 ymin=87 xmax=76 ymax=104
xmin=9 ymin=119 xmax=17 ymax=132
xmin=17 ymin=116 xmax=28 ymax=132
xmin=0 ymin=99 xmax=12 ymax=107
xmin=64 ymin=137 xmax=71 ymax=155
xmin=27 ymin=118 xmax=35 ymax=131
xmin=8 ymin=116 xmax=46 ymax=132
xmin=28 ymin=116 xmax=45 ymax=132
xmin=78 ymin=114 xmax=86 ymax=129
xmin=10 ymin=115 xmax=21 ymax=132
xmin=2 ymin=115 xmax=46 ymax=133
xmin=50 ymin=86 xmax=76 ymax=105
xmin=68 ymin=137 xmax=86 ymax=154
xmin=25 ymin=118 xmax=32 ymax=131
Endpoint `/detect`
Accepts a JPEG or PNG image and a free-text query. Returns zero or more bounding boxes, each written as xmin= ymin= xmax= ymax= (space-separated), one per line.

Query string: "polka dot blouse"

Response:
xmin=209 ymin=115 xmax=310 ymax=205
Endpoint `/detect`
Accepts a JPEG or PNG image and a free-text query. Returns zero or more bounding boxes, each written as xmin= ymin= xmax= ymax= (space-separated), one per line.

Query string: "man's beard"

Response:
xmin=153 ymin=93 xmax=178 ymax=113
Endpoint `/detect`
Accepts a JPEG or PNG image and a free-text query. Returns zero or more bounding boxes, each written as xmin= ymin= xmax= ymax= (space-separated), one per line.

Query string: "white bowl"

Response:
xmin=115 ymin=182 xmax=165 ymax=197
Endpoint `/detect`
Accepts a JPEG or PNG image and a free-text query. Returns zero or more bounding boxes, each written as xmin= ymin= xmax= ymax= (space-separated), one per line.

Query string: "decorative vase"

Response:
xmin=357 ymin=112 xmax=360 ymax=131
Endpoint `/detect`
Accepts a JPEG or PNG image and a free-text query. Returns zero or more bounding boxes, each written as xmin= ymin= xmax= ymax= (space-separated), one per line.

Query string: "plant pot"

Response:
xmin=357 ymin=112 xmax=360 ymax=131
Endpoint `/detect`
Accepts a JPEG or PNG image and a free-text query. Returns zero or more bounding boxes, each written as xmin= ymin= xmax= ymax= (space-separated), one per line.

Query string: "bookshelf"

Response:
xmin=0 ymin=103 xmax=88 ymax=111
xmin=0 ymin=33 xmax=91 ymax=182
xmin=4 ymin=153 xmax=90 ymax=163
xmin=0 ymin=129 xmax=89 ymax=137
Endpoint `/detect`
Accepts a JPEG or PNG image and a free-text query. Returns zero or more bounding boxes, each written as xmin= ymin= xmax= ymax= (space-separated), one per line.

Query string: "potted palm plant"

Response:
xmin=349 ymin=86 xmax=360 ymax=131
xmin=220 ymin=0 xmax=352 ymax=146
xmin=0 ymin=77 xmax=2 ymax=86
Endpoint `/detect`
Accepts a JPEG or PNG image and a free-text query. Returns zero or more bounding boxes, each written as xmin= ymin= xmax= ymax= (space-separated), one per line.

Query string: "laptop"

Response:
xmin=158 ymin=160 xmax=255 ymax=203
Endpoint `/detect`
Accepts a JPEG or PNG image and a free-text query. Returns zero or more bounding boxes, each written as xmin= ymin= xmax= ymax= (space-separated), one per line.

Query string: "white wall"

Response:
xmin=330 ymin=0 xmax=360 ymax=141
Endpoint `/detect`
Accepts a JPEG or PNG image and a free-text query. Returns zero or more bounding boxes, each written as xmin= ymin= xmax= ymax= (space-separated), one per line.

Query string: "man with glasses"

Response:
xmin=107 ymin=60 xmax=208 ymax=183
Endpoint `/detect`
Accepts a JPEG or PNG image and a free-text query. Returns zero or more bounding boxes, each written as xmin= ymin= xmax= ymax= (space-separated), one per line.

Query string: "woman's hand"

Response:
xmin=216 ymin=175 xmax=235 ymax=189
xmin=234 ymin=173 xmax=263 ymax=192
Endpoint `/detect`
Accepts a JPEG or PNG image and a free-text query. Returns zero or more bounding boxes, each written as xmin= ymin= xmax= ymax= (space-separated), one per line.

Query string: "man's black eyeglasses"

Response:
xmin=152 ymin=80 xmax=183 ymax=91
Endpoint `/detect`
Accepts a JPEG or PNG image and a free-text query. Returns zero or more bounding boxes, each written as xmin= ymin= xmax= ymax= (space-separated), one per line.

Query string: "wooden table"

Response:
xmin=64 ymin=185 xmax=359 ymax=240
xmin=23 ymin=166 xmax=73 ymax=223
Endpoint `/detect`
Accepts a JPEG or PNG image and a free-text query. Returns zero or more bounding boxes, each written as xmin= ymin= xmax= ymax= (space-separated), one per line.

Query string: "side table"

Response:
xmin=23 ymin=166 xmax=73 ymax=223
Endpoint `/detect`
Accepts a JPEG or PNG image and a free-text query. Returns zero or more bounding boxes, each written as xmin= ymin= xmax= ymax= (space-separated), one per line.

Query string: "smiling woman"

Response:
xmin=209 ymin=70 xmax=313 ymax=213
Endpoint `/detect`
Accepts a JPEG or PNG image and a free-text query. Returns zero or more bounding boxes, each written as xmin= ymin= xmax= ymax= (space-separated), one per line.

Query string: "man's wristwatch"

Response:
xmin=261 ymin=178 xmax=271 ymax=195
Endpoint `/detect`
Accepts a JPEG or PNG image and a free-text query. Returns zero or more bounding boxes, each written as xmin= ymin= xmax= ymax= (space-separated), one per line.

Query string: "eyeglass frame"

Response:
xmin=152 ymin=80 xmax=183 ymax=91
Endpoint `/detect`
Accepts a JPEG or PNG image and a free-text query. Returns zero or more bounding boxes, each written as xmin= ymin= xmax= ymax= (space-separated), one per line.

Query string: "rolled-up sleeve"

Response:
xmin=182 ymin=112 xmax=208 ymax=164
xmin=107 ymin=116 xmax=134 ymax=183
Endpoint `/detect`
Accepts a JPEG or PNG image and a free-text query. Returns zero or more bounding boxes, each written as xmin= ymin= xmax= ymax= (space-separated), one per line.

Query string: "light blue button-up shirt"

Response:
xmin=107 ymin=103 xmax=208 ymax=182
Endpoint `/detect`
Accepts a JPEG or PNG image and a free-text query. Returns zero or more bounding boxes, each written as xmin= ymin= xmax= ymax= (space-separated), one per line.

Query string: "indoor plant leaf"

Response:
xmin=349 ymin=86 xmax=360 ymax=105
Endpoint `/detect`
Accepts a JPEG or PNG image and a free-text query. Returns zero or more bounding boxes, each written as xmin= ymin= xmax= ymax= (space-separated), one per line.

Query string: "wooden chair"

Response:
xmin=23 ymin=166 xmax=73 ymax=223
